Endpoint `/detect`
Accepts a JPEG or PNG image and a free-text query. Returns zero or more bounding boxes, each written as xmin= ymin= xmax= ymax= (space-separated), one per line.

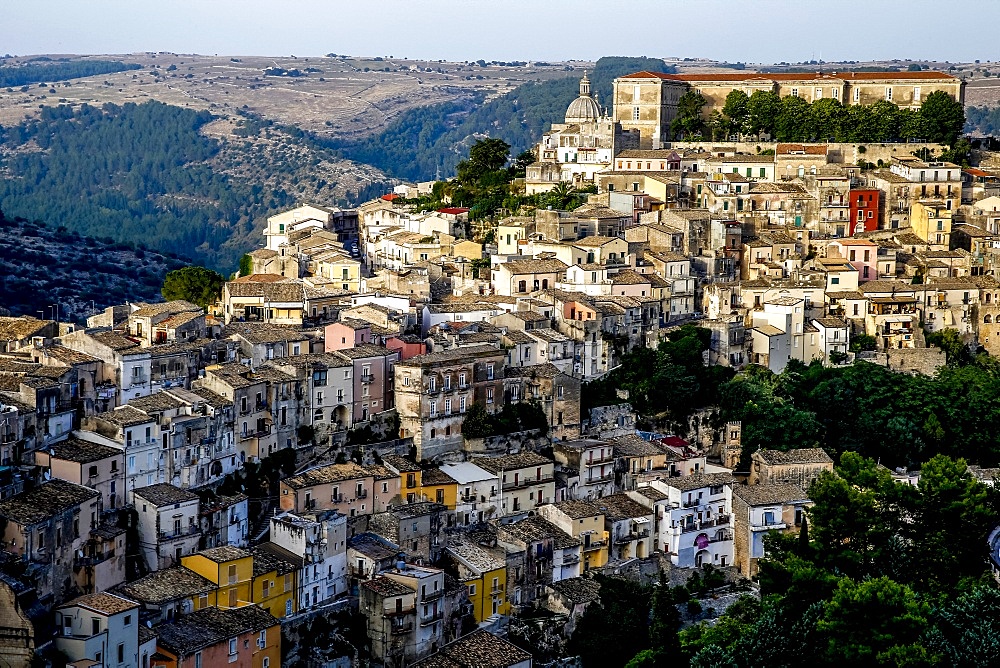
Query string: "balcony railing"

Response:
xmin=391 ymin=622 xmax=414 ymax=635
xmin=158 ymin=525 xmax=201 ymax=540
xmin=585 ymin=453 xmax=615 ymax=465
xmin=561 ymin=553 xmax=581 ymax=565
xmin=678 ymin=515 xmax=731 ymax=534
xmin=505 ymin=475 xmax=554 ymax=489
xmin=420 ymin=610 xmax=443 ymax=626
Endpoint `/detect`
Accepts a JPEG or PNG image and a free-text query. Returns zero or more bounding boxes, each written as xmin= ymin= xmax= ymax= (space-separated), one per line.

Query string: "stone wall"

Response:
xmin=867 ymin=347 xmax=947 ymax=375
xmin=665 ymin=141 xmax=949 ymax=167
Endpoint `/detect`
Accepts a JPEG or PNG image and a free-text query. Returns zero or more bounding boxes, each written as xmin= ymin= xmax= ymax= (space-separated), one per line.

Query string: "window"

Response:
xmin=195 ymin=653 xmax=202 ymax=668
xmin=885 ymin=87 xmax=892 ymax=101
xmin=460 ymin=396 xmax=467 ymax=413
xmin=487 ymin=388 xmax=494 ymax=404
xmin=790 ymin=88 xmax=798 ymax=97
xmin=428 ymin=377 xmax=436 ymax=392
xmin=853 ymin=87 xmax=860 ymax=102
xmin=487 ymin=364 xmax=494 ymax=380
xmin=259 ymin=630 xmax=267 ymax=647
xmin=445 ymin=399 xmax=452 ymax=415
xmin=459 ymin=372 xmax=466 ymax=387
xmin=430 ymin=401 xmax=437 ymax=418
xmin=814 ymin=87 xmax=822 ymax=99
xmin=92 ymin=618 xmax=101 ymax=634
xmin=831 ymin=87 xmax=839 ymax=99
xmin=633 ymin=106 xmax=640 ymax=121
xmin=124 ymin=614 xmax=132 ymax=626
xmin=229 ymin=638 xmax=238 ymax=656
xmin=914 ymin=85 xmax=921 ymax=102
xmin=118 ymin=643 xmax=125 ymax=664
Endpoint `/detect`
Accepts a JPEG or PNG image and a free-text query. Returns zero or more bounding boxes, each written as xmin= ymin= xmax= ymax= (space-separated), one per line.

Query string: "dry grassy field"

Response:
xmin=0 ymin=53 xmax=588 ymax=139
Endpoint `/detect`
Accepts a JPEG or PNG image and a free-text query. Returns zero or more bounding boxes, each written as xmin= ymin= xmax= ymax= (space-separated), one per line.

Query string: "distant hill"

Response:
xmin=0 ymin=209 xmax=186 ymax=323
xmin=0 ymin=101 xmax=391 ymax=271
xmin=332 ymin=56 xmax=673 ymax=182
xmin=0 ymin=60 xmax=141 ymax=88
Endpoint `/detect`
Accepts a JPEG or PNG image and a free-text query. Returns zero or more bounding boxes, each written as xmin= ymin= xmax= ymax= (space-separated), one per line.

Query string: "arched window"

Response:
xmin=986 ymin=315 xmax=993 ymax=324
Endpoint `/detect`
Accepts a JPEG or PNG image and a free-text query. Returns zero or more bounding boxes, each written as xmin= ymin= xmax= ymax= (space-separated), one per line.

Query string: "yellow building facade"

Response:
xmin=181 ymin=547 xmax=254 ymax=609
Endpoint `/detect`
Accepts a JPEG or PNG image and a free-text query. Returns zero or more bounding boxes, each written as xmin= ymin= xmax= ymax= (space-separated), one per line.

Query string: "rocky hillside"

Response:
xmin=0 ymin=210 xmax=185 ymax=323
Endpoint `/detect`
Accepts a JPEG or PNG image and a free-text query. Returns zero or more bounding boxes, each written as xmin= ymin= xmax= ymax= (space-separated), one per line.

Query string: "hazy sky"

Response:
xmin=7 ymin=0 xmax=999 ymax=64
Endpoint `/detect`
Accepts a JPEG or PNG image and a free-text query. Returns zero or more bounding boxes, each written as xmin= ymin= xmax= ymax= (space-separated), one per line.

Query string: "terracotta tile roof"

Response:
xmin=283 ymin=462 xmax=372 ymax=489
xmin=472 ymin=451 xmax=552 ymax=475
xmin=595 ymin=493 xmax=653 ymax=521
xmin=662 ymin=472 xmax=735 ymax=493
xmin=48 ymin=436 xmax=122 ymax=464
xmin=733 ymin=483 xmax=809 ymax=506
xmin=755 ymin=448 xmax=833 ymax=465
xmin=411 ymin=629 xmax=531 ymax=668
xmin=133 ymin=483 xmax=199 ymax=507
xmin=547 ymin=576 xmax=601 ymax=604
xmin=0 ymin=316 xmax=53 ymax=341
xmin=361 ymin=575 xmax=415 ymax=597
xmin=548 ymin=499 xmax=603 ymax=520
xmin=0 ymin=479 xmax=99 ymax=525
xmin=154 ymin=605 xmax=279 ymax=658
xmin=59 ymin=592 xmax=138 ymax=616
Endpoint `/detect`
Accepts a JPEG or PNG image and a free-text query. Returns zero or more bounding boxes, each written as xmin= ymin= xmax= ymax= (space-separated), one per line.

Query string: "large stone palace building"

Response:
xmin=613 ymin=70 xmax=965 ymax=149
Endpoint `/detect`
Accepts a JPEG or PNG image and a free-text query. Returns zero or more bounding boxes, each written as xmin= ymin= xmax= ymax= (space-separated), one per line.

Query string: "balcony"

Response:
xmin=561 ymin=552 xmax=581 ymax=565
xmin=422 ymin=589 xmax=445 ymax=602
xmin=585 ymin=453 xmax=614 ymax=465
xmin=158 ymin=525 xmax=201 ymax=541
xmin=387 ymin=603 xmax=416 ymax=617
xmin=420 ymin=610 xmax=444 ymax=626
xmin=679 ymin=515 xmax=731 ymax=534
xmin=361 ymin=375 xmax=375 ymax=384
xmin=505 ymin=475 xmax=554 ymax=490
xmin=391 ymin=622 xmax=414 ymax=635
xmin=582 ymin=539 xmax=607 ymax=551
xmin=585 ymin=473 xmax=614 ymax=484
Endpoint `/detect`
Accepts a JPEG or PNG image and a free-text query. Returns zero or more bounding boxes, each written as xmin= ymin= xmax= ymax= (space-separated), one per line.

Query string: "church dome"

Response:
xmin=564 ymin=72 xmax=602 ymax=123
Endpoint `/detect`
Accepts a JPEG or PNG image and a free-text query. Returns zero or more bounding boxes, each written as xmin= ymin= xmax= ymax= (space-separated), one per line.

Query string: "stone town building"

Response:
xmin=732 ymin=483 xmax=811 ymax=577
xmin=395 ymin=344 xmax=506 ymax=460
xmin=613 ymin=70 xmax=964 ymax=148
xmin=151 ymin=604 xmax=281 ymax=668
xmin=527 ymin=73 xmax=639 ymax=194
xmin=113 ymin=565 xmax=218 ymax=624
xmin=749 ymin=448 xmax=834 ymax=489
xmin=54 ymin=592 xmax=147 ymax=668
xmin=279 ymin=462 xmax=377 ymax=518
xmin=360 ymin=564 xmax=449 ymax=667
xmin=133 ymin=483 xmax=201 ymax=571
xmin=650 ymin=473 xmax=735 ymax=569
xmin=0 ymin=479 xmax=103 ymax=605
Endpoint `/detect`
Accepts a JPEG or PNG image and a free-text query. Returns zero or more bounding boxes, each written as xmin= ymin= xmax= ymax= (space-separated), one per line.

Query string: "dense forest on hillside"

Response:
xmin=0 ymin=101 xmax=267 ymax=270
xmin=0 ymin=208 xmax=183 ymax=322
xmin=966 ymin=105 xmax=1000 ymax=135
xmin=0 ymin=101 xmax=391 ymax=271
xmin=333 ymin=56 xmax=674 ymax=181
xmin=0 ymin=59 xmax=141 ymax=87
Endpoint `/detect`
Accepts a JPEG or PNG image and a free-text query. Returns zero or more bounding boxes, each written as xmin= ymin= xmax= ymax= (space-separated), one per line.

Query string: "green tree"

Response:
xmin=238 ymin=253 xmax=253 ymax=277
xmin=926 ymin=583 xmax=1000 ymax=666
xmin=671 ymin=91 xmax=707 ymax=139
xmin=509 ymin=150 xmax=535 ymax=178
xmin=920 ymin=91 xmax=966 ymax=145
xmin=746 ymin=90 xmax=782 ymax=137
xmin=161 ymin=266 xmax=224 ymax=309
xmin=456 ymin=137 xmax=510 ymax=185
xmin=774 ymin=95 xmax=812 ymax=141
xmin=650 ymin=574 xmax=681 ymax=659
xmin=925 ymin=327 xmax=972 ymax=365
xmin=460 ymin=402 xmax=494 ymax=438
xmin=817 ymin=577 xmax=932 ymax=665
xmin=869 ymin=100 xmax=902 ymax=141
xmin=722 ymin=90 xmax=750 ymax=135
xmin=909 ymin=454 xmax=995 ymax=590
xmin=810 ymin=98 xmax=846 ymax=141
